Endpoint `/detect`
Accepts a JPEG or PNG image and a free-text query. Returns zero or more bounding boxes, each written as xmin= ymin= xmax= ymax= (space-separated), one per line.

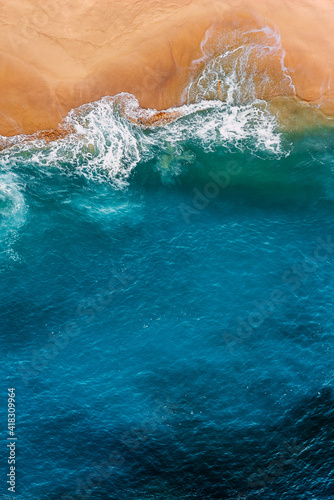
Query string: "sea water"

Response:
xmin=0 ymin=94 xmax=333 ymax=499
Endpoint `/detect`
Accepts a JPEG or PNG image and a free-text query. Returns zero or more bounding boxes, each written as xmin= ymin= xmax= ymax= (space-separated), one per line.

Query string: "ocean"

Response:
xmin=1 ymin=93 xmax=334 ymax=499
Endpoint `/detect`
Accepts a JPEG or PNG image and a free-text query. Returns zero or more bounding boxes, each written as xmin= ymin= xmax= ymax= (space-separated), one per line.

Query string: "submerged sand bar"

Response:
xmin=0 ymin=0 xmax=333 ymax=136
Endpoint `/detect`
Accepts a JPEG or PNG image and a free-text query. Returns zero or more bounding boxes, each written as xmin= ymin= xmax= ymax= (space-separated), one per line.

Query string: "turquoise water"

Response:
xmin=1 ymin=97 xmax=334 ymax=499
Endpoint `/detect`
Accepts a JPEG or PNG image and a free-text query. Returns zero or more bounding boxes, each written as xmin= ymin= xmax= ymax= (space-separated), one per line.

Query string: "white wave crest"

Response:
xmin=0 ymin=94 xmax=286 ymax=188
xmin=0 ymin=172 xmax=27 ymax=260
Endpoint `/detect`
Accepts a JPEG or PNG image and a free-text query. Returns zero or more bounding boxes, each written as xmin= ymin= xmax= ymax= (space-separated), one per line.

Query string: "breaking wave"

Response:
xmin=0 ymin=172 xmax=27 ymax=261
xmin=0 ymin=94 xmax=287 ymax=188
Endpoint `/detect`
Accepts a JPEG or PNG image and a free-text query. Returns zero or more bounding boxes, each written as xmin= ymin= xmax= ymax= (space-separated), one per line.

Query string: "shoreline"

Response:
xmin=1 ymin=94 xmax=333 ymax=156
xmin=0 ymin=0 xmax=333 ymax=137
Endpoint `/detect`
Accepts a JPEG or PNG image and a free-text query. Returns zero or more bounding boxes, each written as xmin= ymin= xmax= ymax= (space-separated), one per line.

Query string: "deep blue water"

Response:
xmin=1 ymin=100 xmax=334 ymax=499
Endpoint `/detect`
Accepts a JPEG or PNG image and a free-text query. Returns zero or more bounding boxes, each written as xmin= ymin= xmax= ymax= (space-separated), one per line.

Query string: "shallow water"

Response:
xmin=0 ymin=97 xmax=333 ymax=499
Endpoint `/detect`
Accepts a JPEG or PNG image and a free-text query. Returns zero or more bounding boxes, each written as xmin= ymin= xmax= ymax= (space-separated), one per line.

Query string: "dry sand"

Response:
xmin=0 ymin=0 xmax=333 ymax=136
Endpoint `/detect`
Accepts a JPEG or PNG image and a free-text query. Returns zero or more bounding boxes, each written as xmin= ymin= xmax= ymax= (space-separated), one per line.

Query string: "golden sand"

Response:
xmin=0 ymin=0 xmax=333 ymax=137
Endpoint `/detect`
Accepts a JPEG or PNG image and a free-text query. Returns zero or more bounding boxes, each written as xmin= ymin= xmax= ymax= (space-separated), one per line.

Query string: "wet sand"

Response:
xmin=0 ymin=0 xmax=333 ymax=136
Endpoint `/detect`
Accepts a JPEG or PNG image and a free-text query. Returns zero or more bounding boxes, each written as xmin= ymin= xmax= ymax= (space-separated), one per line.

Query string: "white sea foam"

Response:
xmin=184 ymin=18 xmax=295 ymax=107
xmin=0 ymin=11 xmax=295 ymax=188
xmin=0 ymin=172 xmax=27 ymax=260
xmin=0 ymin=94 xmax=286 ymax=188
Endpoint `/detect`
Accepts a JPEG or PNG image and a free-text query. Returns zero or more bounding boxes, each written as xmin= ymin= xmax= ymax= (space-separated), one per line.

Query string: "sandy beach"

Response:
xmin=0 ymin=0 xmax=333 ymax=136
